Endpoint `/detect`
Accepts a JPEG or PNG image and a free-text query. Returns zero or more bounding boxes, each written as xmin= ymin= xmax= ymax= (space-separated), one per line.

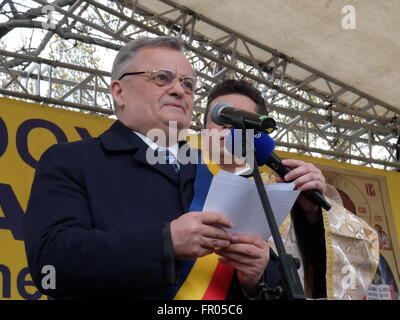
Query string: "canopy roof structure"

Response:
xmin=161 ymin=0 xmax=400 ymax=114
xmin=0 ymin=0 xmax=399 ymax=169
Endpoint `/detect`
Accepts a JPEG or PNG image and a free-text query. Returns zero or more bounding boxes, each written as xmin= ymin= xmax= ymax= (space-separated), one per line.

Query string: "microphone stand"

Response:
xmin=232 ymin=116 xmax=306 ymax=300
xmin=251 ymin=155 xmax=306 ymax=300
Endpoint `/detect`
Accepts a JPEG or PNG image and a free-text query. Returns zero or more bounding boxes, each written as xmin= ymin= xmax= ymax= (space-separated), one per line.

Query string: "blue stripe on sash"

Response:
xmin=188 ymin=163 xmax=214 ymax=212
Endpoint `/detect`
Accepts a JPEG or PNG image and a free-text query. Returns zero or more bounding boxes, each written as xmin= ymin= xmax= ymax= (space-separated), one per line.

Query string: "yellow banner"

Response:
xmin=0 ymin=97 xmax=113 ymax=299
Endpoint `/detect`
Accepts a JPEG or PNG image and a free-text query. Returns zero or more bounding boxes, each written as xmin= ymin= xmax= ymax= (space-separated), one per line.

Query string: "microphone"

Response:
xmin=226 ymin=130 xmax=332 ymax=211
xmin=211 ymin=102 xmax=277 ymax=134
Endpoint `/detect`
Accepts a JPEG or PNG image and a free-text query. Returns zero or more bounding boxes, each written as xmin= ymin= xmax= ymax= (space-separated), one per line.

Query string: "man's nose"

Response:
xmin=167 ymin=79 xmax=186 ymax=97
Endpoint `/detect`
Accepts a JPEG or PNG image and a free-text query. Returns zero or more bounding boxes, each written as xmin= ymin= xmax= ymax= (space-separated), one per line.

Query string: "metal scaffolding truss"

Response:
xmin=0 ymin=49 xmax=114 ymax=114
xmin=0 ymin=0 xmax=399 ymax=169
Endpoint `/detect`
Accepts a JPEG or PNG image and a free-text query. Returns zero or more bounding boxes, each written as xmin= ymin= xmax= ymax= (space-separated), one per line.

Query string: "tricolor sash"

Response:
xmin=173 ymin=163 xmax=235 ymax=300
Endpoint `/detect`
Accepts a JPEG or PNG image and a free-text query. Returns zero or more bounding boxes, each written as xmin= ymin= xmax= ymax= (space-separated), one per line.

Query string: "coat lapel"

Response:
xmin=133 ymin=144 xmax=180 ymax=183
xmin=177 ymin=145 xmax=198 ymax=211
xmin=100 ymin=120 xmax=191 ymax=184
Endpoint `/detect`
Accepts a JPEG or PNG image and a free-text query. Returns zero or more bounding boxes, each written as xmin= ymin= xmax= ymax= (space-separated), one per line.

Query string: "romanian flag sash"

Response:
xmin=172 ymin=162 xmax=235 ymax=300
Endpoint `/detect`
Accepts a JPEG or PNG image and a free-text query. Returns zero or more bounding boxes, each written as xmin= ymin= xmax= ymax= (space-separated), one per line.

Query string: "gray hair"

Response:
xmin=111 ymin=36 xmax=186 ymax=81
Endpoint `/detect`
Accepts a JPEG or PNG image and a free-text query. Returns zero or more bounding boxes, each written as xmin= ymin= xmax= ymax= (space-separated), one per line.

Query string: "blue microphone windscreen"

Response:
xmin=253 ymin=132 xmax=275 ymax=165
xmin=225 ymin=129 xmax=275 ymax=165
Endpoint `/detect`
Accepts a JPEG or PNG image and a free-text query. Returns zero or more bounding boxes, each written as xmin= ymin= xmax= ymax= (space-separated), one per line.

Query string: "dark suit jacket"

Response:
xmin=23 ymin=120 xmax=197 ymax=299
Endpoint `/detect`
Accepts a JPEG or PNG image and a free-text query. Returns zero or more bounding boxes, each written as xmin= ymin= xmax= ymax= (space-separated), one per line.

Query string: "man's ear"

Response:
xmin=109 ymin=80 xmax=125 ymax=110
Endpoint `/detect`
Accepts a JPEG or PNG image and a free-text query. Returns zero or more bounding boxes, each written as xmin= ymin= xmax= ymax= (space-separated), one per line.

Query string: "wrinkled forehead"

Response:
xmin=129 ymin=47 xmax=194 ymax=75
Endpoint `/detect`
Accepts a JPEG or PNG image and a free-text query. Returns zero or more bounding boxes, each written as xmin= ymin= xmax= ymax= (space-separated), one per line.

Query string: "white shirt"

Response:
xmin=133 ymin=131 xmax=180 ymax=169
xmin=234 ymin=165 xmax=253 ymax=176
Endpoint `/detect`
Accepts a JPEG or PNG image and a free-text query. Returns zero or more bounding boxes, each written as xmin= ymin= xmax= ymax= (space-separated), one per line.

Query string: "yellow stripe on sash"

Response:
xmin=173 ymin=253 xmax=219 ymax=300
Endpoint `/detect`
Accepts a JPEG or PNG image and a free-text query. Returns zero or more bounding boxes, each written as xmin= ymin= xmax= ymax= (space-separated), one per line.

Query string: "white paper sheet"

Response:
xmin=202 ymin=170 xmax=300 ymax=240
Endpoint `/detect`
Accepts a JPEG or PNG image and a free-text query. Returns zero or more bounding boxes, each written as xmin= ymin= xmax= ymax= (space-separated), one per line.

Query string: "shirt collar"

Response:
xmin=235 ymin=165 xmax=253 ymax=176
xmin=133 ymin=131 xmax=179 ymax=161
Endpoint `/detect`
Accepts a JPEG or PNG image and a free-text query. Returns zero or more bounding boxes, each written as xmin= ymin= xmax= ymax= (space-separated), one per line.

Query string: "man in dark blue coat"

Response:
xmin=23 ymin=36 xmax=272 ymax=299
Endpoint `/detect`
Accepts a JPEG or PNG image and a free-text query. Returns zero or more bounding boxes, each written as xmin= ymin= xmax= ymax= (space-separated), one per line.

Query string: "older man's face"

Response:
xmin=111 ymin=47 xmax=194 ymax=136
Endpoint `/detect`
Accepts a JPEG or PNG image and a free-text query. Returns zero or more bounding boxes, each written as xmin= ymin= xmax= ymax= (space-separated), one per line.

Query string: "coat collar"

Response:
xmin=100 ymin=120 xmax=196 ymax=184
xmin=100 ymin=120 xmax=143 ymax=151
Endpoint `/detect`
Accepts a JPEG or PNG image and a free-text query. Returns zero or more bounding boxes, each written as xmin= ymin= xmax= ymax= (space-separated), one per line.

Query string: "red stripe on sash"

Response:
xmin=202 ymin=262 xmax=235 ymax=300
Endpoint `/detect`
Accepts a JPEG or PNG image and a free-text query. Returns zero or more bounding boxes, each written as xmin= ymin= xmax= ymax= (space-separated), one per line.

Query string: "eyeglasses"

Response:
xmin=118 ymin=69 xmax=202 ymax=94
